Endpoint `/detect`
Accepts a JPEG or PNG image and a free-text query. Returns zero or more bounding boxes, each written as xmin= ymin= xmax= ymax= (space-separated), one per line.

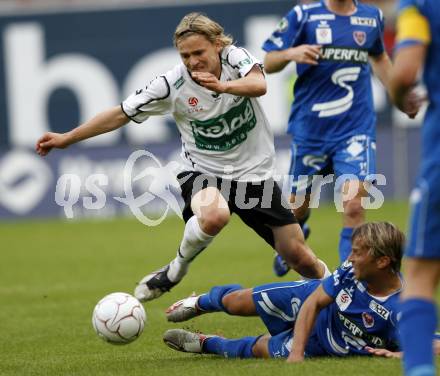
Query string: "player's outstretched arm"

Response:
xmin=36 ymin=106 xmax=130 ymax=156
xmin=264 ymin=45 xmax=321 ymax=74
xmin=192 ymin=65 xmax=266 ymax=97
xmin=287 ymin=285 xmax=333 ymax=363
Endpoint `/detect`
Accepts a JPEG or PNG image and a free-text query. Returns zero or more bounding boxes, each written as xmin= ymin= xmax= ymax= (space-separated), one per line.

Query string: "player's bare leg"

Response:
xmin=271 ymin=223 xmax=329 ymax=279
xmin=341 ymin=179 xmax=367 ymax=228
xmin=273 ymin=193 xmax=311 ymax=277
xmin=251 ymin=335 xmax=271 ymax=358
xmin=221 ymin=288 xmax=256 ymax=315
xmin=401 ymin=259 xmax=440 ymax=302
xmin=291 ymin=193 xmax=311 ymax=225
xmin=135 ymin=187 xmax=230 ymax=302
xmin=337 ymin=179 xmax=368 ymax=262
xmin=166 ymin=287 xmax=257 ymax=322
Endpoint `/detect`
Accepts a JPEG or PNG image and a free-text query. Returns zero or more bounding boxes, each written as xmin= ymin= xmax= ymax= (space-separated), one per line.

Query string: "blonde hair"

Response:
xmin=352 ymin=222 xmax=405 ymax=273
xmin=174 ymin=12 xmax=233 ymax=47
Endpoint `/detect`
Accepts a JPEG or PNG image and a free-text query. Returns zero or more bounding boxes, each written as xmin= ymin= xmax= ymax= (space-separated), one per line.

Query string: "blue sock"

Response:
xmin=203 ymin=336 xmax=258 ymax=358
xmin=338 ymin=227 xmax=353 ymax=263
xmin=197 ymin=284 xmax=242 ymax=313
xmin=400 ymin=298 xmax=437 ymax=376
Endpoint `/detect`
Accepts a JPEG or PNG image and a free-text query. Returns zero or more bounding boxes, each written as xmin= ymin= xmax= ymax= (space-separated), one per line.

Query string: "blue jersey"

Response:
xmin=262 ymin=0 xmax=385 ymax=143
xmin=253 ymin=262 xmax=402 ymax=358
xmin=314 ymin=263 xmax=401 ymax=356
xmin=396 ymin=0 xmax=440 ymax=167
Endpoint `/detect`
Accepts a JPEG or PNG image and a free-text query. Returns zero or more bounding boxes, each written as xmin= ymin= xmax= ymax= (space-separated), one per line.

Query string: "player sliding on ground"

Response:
xmin=35 ymin=13 xmax=330 ymax=302
xmin=164 ymin=222 xmax=427 ymax=361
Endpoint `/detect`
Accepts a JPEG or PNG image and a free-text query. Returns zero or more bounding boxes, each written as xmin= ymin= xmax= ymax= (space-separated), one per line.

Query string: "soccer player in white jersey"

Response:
xmin=36 ymin=13 xmax=330 ymax=302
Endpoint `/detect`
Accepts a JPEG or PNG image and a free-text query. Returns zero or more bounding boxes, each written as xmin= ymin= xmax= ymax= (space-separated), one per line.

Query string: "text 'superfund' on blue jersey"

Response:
xmin=311 ymin=262 xmax=401 ymax=356
xmin=263 ymin=0 xmax=385 ymax=143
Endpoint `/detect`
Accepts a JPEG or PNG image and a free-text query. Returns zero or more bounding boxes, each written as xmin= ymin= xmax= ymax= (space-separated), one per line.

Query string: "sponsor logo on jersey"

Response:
xmin=188 ymin=97 xmax=199 ymax=107
xmin=256 ymin=293 xmax=302 ymax=322
xmin=187 ymin=97 xmax=204 ymax=113
xmin=303 ymin=2 xmax=321 ymax=10
xmin=211 ymin=92 xmax=221 ymax=102
xmin=321 ymin=47 xmax=368 ymax=63
xmin=362 ymin=312 xmax=375 ymax=328
xmin=336 ymin=289 xmax=352 ymax=311
xmin=350 ymin=16 xmax=377 ymax=27
xmin=276 ymin=17 xmax=289 ymax=33
xmin=369 ymin=300 xmax=390 ymax=320
xmin=302 ymin=154 xmax=328 ymax=170
xmin=190 ymin=98 xmax=257 ymax=151
xmin=353 ymin=31 xmax=367 ymax=46
xmin=173 ymin=76 xmax=185 ymax=90
xmin=312 ymin=66 xmax=361 ymax=117
xmin=316 ymin=22 xmax=332 ymax=44
xmin=238 ymin=58 xmax=252 ymax=68
xmin=338 ymin=312 xmax=384 ymax=347
xmin=346 ymin=140 xmax=364 ymax=157
xmin=309 ymin=14 xmax=336 ymax=21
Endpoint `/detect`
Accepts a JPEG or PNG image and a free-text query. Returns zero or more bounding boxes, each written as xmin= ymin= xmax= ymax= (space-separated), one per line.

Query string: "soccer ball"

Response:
xmin=92 ymin=292 xmax=146 ymax=344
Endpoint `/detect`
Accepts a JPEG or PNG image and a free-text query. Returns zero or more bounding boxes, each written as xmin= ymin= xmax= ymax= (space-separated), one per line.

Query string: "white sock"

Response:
xmin=167 ymin=216 xmax=214 ymax=282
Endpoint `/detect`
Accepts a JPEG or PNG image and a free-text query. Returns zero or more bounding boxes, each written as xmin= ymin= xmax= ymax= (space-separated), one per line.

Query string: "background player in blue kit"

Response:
xmin=163 ymin=222 xmax=407 ymax=361
xmin=262 ymin=0 xmax=421 ymax=273
xmin=390 ymin=1 xmax=440 ymax=375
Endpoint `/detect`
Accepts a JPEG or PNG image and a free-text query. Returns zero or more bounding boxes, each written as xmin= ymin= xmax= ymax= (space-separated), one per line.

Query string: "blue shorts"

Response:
xmin=267 ymin=329 xmax=327 ymax=358
xmin=252 ymin=281 xmax=329 ymax=358
xmin=289 ymin=135 xmax=376 ymax=194
xmin=406 ymin=163 xmax=440 ymax=259
xmin=252 ymin=280 xmax=320 ymax=336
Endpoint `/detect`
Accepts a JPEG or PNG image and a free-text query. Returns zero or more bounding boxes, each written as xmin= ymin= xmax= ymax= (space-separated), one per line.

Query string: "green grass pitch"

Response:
xmin=1 ymin=201 xmax=439 ymax=375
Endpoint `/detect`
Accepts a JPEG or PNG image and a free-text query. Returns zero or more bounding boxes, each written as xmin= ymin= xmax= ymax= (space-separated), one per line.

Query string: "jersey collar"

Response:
xmin=321 ymin=0 xmax=358 ymax=14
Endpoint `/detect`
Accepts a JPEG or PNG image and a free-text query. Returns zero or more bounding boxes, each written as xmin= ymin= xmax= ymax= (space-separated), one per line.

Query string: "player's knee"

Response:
xmin=221 ymin=291 xmax=238 ymax=313
xmin=252 ymin=336 xmax=270 ymax=358
xmin=200 ymin=208 xmax=230 ymax=234
xmin=221 ymin=290 xmax=245 ymax=314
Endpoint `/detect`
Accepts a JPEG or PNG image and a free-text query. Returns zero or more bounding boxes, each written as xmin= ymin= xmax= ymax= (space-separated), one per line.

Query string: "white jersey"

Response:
xmin=121 ymin=45 xmax=275 ymax=181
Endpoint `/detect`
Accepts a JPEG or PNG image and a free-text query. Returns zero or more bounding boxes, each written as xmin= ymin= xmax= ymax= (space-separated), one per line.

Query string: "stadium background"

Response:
xmin=0 ymin=0 xmax=424 ymax=221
